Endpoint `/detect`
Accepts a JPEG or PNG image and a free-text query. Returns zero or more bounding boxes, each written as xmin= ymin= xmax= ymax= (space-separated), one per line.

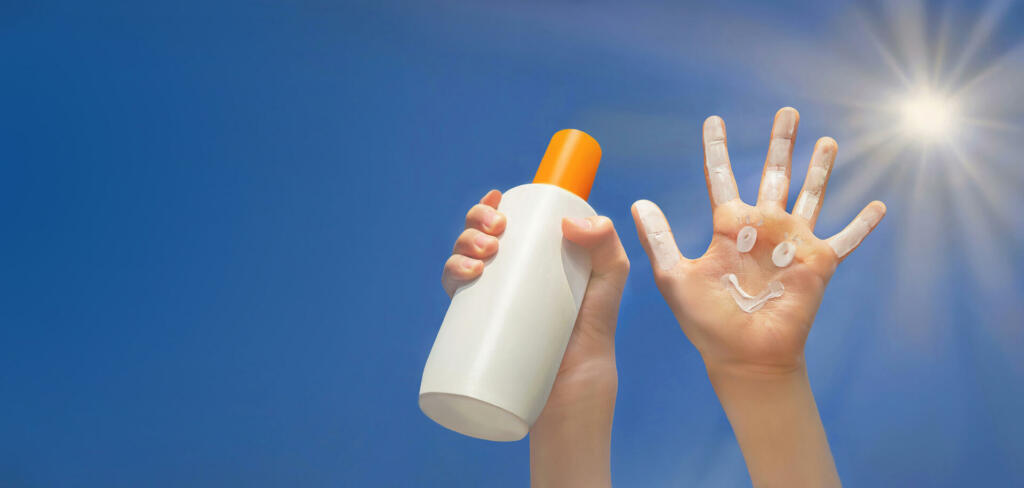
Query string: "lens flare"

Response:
xmin=899 ymin=88 xmax=958 ymax=140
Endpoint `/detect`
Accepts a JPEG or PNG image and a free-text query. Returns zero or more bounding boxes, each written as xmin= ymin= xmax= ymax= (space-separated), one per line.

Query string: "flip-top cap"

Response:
xmin=533 ymin=129 xmax=601 ymax=200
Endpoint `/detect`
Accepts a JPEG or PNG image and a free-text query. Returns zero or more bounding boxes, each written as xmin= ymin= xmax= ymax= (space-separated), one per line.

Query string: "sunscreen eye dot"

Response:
xmin=736 ymin=226 xmax=757 ymax=253
xmin=772 ymin=241 xmax=796 ymax=267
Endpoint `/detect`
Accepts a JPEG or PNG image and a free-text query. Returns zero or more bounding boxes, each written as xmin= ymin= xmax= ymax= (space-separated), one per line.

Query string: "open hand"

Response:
xmin=631 ymin=108 xmax=885 ymax=375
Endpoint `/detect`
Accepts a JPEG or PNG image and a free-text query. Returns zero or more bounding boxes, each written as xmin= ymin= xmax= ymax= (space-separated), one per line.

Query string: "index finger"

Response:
xmin=703 ymin=116 xmax=740 ymax=209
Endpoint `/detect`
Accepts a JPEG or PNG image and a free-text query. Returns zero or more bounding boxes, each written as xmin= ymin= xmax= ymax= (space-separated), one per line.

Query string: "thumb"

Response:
xmin=630 ymin=199 xmax=687 ymax=273
xmin=561 ymin=215 xmax=630 ymax=282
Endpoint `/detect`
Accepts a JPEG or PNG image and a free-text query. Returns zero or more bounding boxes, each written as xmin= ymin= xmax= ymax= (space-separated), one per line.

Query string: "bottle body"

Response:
xmin=419 ymin=183 xmax=595 ymax=441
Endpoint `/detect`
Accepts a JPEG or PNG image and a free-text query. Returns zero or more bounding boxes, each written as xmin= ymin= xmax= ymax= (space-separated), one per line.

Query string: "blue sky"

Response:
xmin=2 ymin=0 xmax=1023 ymax=486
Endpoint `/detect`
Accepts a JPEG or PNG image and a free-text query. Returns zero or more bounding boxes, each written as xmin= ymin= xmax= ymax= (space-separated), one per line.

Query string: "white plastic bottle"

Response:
xmin=419 ymin=129 xmax=602 ymax=441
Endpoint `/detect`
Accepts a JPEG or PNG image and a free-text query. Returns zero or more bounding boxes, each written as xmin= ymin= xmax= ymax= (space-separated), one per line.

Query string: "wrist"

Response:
xmin=702 ymin=354 xmax=808 ymax=385
xmin=703 ymin=358 xmax=840 ymax=487
xmin=704 ymin=358 xmax=812 ymax=413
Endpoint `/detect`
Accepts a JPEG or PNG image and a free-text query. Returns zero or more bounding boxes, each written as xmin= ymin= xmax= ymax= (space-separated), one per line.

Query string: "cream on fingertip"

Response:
xmin=634 ymin=199 xmax=680 ymax=270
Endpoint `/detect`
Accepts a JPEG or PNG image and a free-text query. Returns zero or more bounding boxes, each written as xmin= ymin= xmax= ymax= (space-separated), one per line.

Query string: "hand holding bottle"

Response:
xmin=442 ymin=189 xmax=628 ymax=488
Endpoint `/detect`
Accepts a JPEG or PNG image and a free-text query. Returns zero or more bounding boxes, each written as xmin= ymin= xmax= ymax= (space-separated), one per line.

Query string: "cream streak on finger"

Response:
xmin=633 ymin=199 xmax=681 ymax=270
xmin=793 ymin=139 xmax=836 ymax=223
xmin=792 ymin=166 xmax=827 ymax=220
xmin=703 ymin=116 xmax=739 ymax=205
xmin=759 ymin=108 xmax=798 ymax=206
xmin=827 ymin=203 xmax=885 ymax=259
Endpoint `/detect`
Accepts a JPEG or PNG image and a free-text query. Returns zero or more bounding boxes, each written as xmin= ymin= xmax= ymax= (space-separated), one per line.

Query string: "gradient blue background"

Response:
xmin=2 ymin=1 xmax=1022 ymax=486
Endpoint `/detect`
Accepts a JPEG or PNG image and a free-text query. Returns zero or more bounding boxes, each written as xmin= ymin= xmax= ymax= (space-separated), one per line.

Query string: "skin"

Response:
xmin=631 ymin=107 xmax=885 ymax=487
xmin=441 ymin=189 xmax=629 ymax=488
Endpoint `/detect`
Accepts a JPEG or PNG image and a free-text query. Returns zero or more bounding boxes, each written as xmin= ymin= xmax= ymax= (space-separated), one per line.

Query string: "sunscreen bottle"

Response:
xmin=419 ymin=129 xmax=602 ymax=441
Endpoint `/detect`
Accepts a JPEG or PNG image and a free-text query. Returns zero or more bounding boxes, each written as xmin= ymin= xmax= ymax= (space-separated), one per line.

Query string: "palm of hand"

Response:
xmin=633 ymin=108 xmax=885 ymax=373
xmin=670 ymin=203 xmax=837 ymax=371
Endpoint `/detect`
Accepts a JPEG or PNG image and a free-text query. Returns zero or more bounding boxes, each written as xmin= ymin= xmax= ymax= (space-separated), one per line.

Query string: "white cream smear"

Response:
xmin=828 ymin=205 xmax=884 ymax=258
xmin=736 ymin=226 xmax=757 ymax=253
xmin=761 ymin=110 xmax=796 ymax=203
xmin=772 ymin=241 xmax=796 ymax=267
xmin=634 ymin=200 xmax=680 ymax=270
xmin=793 ymin=166 xmax=828 ymax=221
xmin=704 ymin=117 xmax=738 ymax=205
xmin=721 ymin=274 xmax=784 ymax=313
xmin=762 ymin=170 xmax=787 ymax=202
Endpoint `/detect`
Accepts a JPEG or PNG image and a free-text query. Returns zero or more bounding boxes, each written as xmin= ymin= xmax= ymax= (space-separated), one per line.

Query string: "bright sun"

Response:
xmin=899 ymin=88 xmax=959 ymax=140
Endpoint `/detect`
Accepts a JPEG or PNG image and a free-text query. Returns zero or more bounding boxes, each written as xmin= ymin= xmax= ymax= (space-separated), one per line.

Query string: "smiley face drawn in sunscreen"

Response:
xmin=721 ymin=273 xmax=784 ymax=313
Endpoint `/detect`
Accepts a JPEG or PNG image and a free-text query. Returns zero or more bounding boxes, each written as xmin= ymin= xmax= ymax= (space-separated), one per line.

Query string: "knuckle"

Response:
xmin=464 ymin=204 xmax=481 ymax=223
xmin=614 ymin=254 xmax=631 ymax=274
xmin=456 ymin=228 xmax=477 ymax=245
xmin=443 ymin=255 xmax=461 ymax=271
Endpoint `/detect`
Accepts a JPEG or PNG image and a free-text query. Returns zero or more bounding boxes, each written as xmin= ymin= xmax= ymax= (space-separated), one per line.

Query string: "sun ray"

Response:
xmin=852 ymin=9 xmax=914 ymax=88
xmin=945 ymin=0 xmax=1016 ymax=89
xmin=945 ymin=147 xmax=1016 ymax=294
xmin=946 ymin=142 xmax=1024 ymax=247
xmin=828 ymin=135 xmax=905 ymax=215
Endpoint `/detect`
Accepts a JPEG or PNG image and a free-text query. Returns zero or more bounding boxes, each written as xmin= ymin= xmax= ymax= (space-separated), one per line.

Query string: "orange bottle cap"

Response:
xmin=533 ymin=129 xmax=601 ymax=201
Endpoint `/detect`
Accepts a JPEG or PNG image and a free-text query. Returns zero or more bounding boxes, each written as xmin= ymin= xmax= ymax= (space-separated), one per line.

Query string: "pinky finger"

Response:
xmin=826 ymin=201 xmax=886 ymax=260
xmin=442 ymin=255 xmax=484 ymax=297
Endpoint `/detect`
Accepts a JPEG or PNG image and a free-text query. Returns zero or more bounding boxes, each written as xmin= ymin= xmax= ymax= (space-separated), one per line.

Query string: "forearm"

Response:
xmin=706 ymin=361 xmax=840 ymax=488
xmin=529 ymin=379 xmax=615 ymax=488
xmin=526 ymin=217 xmax=626 ymax=488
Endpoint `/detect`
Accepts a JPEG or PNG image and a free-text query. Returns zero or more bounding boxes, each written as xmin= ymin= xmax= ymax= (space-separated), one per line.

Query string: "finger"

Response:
xmin=826 ymin=201 xmax=886 ymax=260
xmin=630 ymin=199 xmax=686 ymax=272
xmin=465 ymin=203 xmax=506 ymax=235
xmin=702 ymin=116 xmax=741 ymax=208
xmin=792 ymin=137 xmax=838 ymax=228
xmin=441 ymin=254 xmax=484 ymax=297
xmin=757 ymin=107 xmax=799 ymax=208
xmin=561 ymin=216 xmax=630 ymax=281
xmin=562 ymin=216 xmax=628 ymax=340
xmin=452 ymin=228 xmax=499 ymax=260
xmin=480 ymin=189 xmax=502 ymax=209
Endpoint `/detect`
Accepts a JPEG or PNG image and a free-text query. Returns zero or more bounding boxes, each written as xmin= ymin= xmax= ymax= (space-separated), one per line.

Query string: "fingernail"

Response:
xmin=461 ymin=258 xmax=479 ymax=270
xmin=474 ymin=233 xmax=492 ymax=248
xmin=776 ymin=108 xmax=798 ymax=137
xmin=566 ymin=217 xmax=592 ymax=229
